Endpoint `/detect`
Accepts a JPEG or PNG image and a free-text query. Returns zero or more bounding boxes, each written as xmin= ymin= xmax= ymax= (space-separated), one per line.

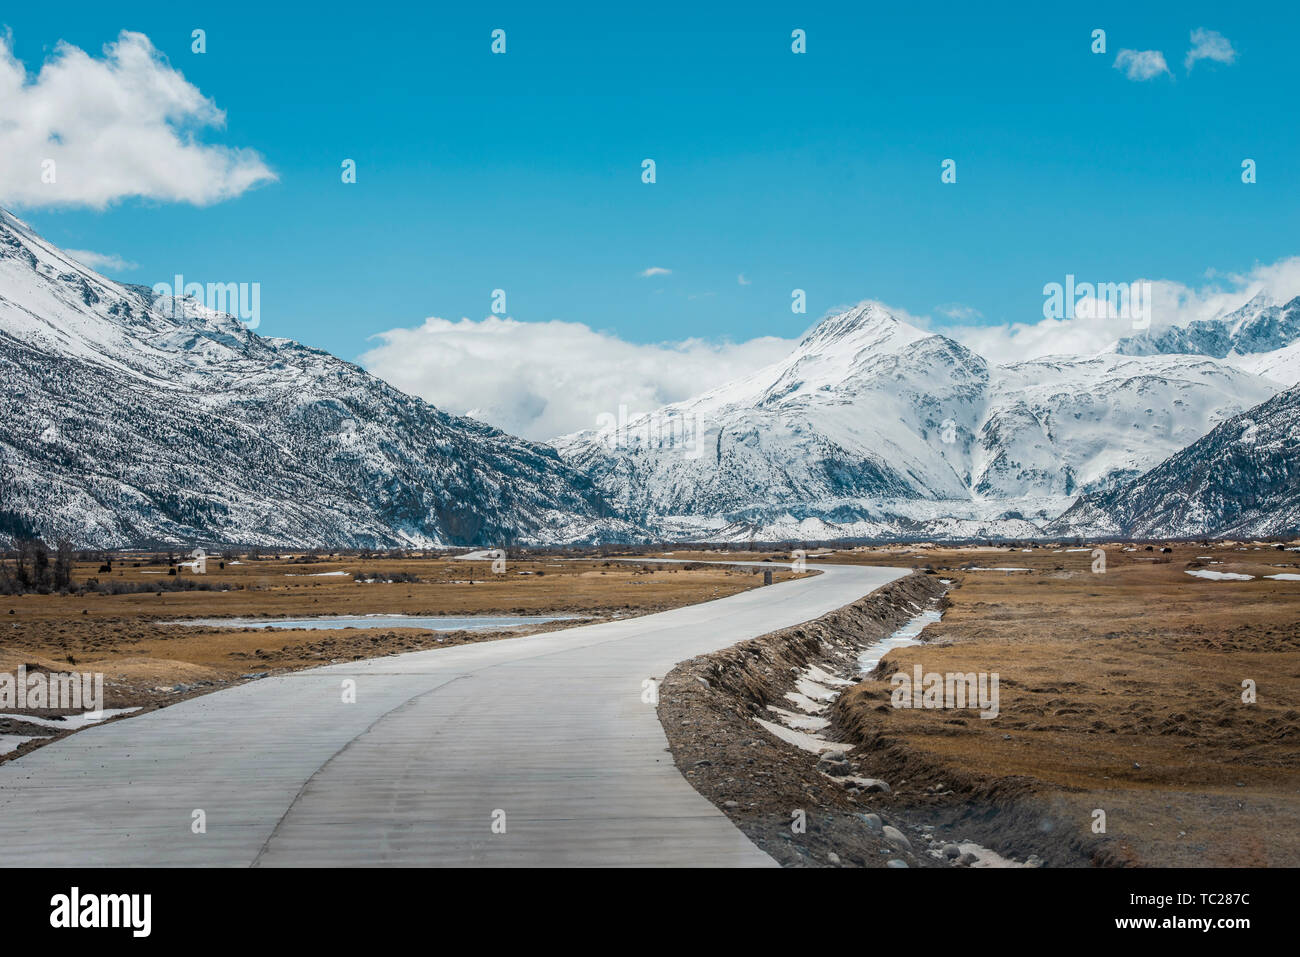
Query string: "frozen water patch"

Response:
xmin=859 ymin=607 xmax=943 ymax=673
xmin=1265 ymin=573 xmax=1300 ymax=581
xmin=285 ymin=571 xmax=348 ymax=577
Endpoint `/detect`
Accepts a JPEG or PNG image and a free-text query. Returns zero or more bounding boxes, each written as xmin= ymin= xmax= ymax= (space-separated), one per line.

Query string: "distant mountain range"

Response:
xmin=1 ymin=207 xmax=1296 ymax=547
xmin=556 ymin=302 xmax=1292 ymax=542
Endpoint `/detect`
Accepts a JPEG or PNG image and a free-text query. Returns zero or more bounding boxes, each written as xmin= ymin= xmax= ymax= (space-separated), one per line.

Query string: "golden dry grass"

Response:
xmin=829 ymin=541 xmax=1300 ymax=866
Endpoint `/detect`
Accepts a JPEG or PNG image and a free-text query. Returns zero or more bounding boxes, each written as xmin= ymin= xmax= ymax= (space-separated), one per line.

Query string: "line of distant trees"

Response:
xmin=0 ymin=537 xmax=74 ymax=594
xmin=0 ymin=537 xmax=235 ymax=596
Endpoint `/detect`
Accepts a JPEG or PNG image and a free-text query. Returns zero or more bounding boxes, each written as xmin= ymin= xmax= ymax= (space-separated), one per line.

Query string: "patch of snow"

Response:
xmin=783 ymin=691 xmax=826 ymax=713
xmin=0 ymin=734 xmax=42 ymax=755
xmin=1185 ymin=569 xmax=1255 ymax=581
xmin=957 ymin=840 xmax=1028 ymax=868
xmin=754 ymin=717 xmax=852 ymax=755
xmin=765 ymin=705 xmax=830 ymax=732
xmin=0 ymin=708 xmax=140 ymax=730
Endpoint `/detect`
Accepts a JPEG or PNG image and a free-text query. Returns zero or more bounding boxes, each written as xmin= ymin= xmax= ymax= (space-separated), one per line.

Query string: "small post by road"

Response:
xmin=763 ymin=569 xmax=773 ymax=586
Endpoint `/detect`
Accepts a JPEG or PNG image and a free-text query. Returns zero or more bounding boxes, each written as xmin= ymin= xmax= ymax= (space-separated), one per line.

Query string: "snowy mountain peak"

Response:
xmin=1224 ymin=289 xmax=1275 ymax=324
xmin=801 ymin=301 xmax=928 ymax=354
xmin=559 ymin=288 xmax=1291 ymax=542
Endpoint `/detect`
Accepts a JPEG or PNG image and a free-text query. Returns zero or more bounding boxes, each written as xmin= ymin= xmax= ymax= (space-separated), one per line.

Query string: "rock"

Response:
xmin=882 ymin=825 xmax=912 ymax=852
xmin=856 ymin=812 xmax=883 ymax=833
xmin=1025 ymin=854 xmax=1043 ymax=868
xmin=858 ymin=778 xmax=891 ymax=794
xmin=958 ymin=851 xmax=979 ymax=865
xmin=723 ymin=800 xmax=739 ymax=808
xmin=886 ymin=858 xmax=909 ymax=868
xmin=827 ymin=852 xmax=841 ymax=865
xmin=942 ymin=843 xmax=961 ymax=859
xmin=820 ymin=763 xmax=853 ymax=778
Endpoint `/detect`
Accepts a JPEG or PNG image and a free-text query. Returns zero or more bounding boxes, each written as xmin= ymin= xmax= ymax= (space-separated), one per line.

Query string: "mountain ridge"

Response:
xmin=556 ymin=300 xmax=1286 ymax=541
xmin=3 ymin=208 xmax=1295 ymax=547
xmin=0 ymin=208 xmax=640 ymax=548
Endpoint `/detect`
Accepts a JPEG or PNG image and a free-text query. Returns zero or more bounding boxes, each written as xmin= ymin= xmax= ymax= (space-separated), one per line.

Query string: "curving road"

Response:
xmin=0 ymin=561 xmax=906 ymax=867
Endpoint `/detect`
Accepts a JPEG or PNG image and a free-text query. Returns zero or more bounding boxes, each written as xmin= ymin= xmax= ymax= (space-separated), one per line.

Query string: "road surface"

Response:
xmin=0 ymin=560 xmax=906 ymax=866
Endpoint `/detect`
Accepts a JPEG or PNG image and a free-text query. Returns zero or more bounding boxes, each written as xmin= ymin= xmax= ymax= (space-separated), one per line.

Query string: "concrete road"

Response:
xmin=0 ymin=561 xmax=906 ymax=866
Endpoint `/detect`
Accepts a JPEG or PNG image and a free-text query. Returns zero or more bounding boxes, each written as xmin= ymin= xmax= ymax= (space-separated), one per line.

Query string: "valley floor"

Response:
xmin=0 ymin=553 xmax=798 ymax=763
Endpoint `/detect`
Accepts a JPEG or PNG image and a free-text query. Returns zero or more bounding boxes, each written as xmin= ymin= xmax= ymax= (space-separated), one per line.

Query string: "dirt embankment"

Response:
xmin=656 ymin=571 xmax=1052 ymax=867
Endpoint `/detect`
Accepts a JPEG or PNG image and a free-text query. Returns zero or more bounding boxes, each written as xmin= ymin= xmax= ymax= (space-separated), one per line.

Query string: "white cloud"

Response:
xmin=361 ymin=316 xmax=794 ymax=441
xmin=945 ymin=258 xmax=1300 ymax=363
xmin=0 ymin=31 xmax=275 ymax=209
xmin=737 ymin=273 xmax=751 ymax=285
xmin=64 ymin=249 xmax=138 ymax=272
xmin=1186 ymin=29 xmax=1236 ymax=71
xmin=639 ymin=266 xmax=671 ymax=277
xmin=1114 ymin=49 xmax=1171 ymax=81
xmin=364 ymin=258 xmax=1300 ymax=442
xmin=936 ymin=302 xmax=981 ymax=321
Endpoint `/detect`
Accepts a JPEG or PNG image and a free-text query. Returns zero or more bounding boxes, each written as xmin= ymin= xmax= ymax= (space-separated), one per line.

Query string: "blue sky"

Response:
xmin=1 ymin=2 xmax=1296 ymax=434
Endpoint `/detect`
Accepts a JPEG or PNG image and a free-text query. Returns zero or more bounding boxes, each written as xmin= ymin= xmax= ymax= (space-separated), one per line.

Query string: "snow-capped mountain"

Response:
xmin=1048 ymin=383 xmax=1300 ymax=539
xmin=4 ymin=205 xmax=1293 ymax=548
xmin=1113 ymin=291 xmax=1300 ymax=386
xmin=0 ymin=208 xmax=637 ymax=548
xmin=557 ymin=302 xmax=1284 ymax=541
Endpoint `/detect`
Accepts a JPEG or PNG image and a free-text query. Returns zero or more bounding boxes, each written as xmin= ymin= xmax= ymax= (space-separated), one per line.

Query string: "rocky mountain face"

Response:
xmin=556 ymin=302 xmax=1284 ymax=542
xmin=1113 ymin=292 xmax=1300 ymax=387
xmin=1047 ymin=384 xmax=1300 ymax=540
xmin=0 ymin=209 xmax=637 ymax=548
xmin=1114 ymin=292 xmax=1300 ymax=361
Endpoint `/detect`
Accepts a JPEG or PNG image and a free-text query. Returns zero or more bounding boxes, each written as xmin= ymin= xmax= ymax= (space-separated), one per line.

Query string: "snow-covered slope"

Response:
xmin=0 ymin=208 xmax=638 ymax=548
xmin=1048 ymin=383 xmax=1300 ymax=539
xmin=1114 ymin=292 xmax=1300 ymax=386
xmin=557 ymin=302 xmax=1283 ymax=541
xmin=4 ymin=206 xmax=1293 ymax=547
